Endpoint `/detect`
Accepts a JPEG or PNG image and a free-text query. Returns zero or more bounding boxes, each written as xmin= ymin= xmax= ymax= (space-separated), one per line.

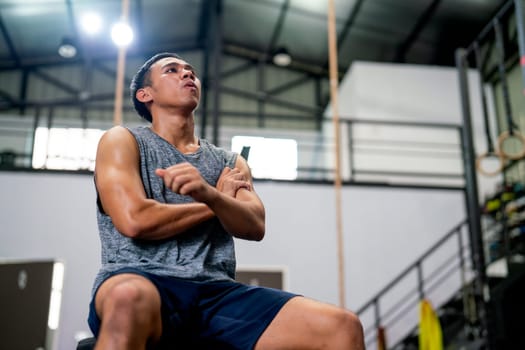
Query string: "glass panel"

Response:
xmin=232 ymin=135 xmax=298 ymax=180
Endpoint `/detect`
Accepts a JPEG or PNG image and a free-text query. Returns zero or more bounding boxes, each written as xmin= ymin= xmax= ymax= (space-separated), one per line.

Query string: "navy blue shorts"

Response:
xmin=88 ymin=268 xmax=297 ymax=350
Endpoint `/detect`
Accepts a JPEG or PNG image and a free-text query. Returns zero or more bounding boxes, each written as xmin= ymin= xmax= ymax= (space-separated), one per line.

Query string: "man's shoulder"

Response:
xmin=98 ymin=125 xmax=137 ymax=149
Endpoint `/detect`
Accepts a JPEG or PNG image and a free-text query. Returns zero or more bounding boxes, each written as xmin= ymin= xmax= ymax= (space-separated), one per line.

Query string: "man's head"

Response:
xmin=130 ymin=52 xmax=182 ymax=122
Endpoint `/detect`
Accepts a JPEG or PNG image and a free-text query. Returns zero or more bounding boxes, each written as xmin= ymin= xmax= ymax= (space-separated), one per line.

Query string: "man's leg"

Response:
xmin=94 ymin=273 xmax=163 ymax=350
xmin=255 ymin=296 xmax=364 ymax=350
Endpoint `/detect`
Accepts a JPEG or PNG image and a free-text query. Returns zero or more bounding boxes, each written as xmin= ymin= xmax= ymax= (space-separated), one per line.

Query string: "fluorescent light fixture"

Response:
xmin=111 ymin=21 xmax=133 ymax=47
xmin=80 ymin=12 xmax=103 ymax=35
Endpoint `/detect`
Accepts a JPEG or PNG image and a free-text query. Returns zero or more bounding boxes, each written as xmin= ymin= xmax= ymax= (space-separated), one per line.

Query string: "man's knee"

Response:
xmin=94 ymin=277 xmax=163 ymax=348
xmin=334 ymin=310 xmax=364 ymax=348
xmin=338 ymin=310 xmax=362 ymax=331
xmin=98 ymin=277 xmax=161 ymax=326
xmin=106 ymin=280 xmax=160 ymax=312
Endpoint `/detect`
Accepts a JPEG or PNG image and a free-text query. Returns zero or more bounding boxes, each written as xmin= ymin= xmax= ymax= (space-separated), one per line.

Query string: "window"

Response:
xmin=32 ymin=127 xmax=104 ymax=171
xmin=231 ymin=136 xmax=297 ymax=180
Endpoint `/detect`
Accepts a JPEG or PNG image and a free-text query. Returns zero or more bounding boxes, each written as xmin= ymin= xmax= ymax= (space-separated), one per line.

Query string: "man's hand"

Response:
xmin=217 ymin=167 xmax=251 ymax=197
xmin=155 ymin=163 xmax=250 ymax=203
xmin=155 ymin=162 xmax=214 ymax=202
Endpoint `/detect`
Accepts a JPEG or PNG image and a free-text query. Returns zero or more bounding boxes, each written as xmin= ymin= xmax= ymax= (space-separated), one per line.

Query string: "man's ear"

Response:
xmin=136 ymin=87 xmax=152 ymax=103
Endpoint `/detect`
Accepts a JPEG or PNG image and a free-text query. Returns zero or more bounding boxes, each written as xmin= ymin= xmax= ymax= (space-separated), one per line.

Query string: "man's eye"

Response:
xmin=167 ymin=68 xmax=177 ymax=73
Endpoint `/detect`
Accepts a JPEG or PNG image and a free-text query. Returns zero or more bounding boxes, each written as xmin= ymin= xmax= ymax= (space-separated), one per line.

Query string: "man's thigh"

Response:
xmin=254 ymin=296 xmax=357 ymax=350
xmin=197 ymin=282 xmax=296 ymax=349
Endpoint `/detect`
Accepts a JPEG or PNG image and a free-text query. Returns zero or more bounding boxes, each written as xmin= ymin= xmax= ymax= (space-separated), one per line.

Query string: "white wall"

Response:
xmin=0 ymin=171 xmax=466 ymax=349
xmin=0 ymin=172 xmax=100 ymax=350
xmin=325 ymin=61 xmax=501 ymax=198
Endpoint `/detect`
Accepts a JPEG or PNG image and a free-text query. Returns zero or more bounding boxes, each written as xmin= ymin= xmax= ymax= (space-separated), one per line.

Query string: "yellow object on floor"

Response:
xmin=419 ymin=299 xmax=443 ymax=350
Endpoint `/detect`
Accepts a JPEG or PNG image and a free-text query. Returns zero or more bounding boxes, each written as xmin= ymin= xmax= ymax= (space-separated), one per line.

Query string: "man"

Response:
xmin=88 ymin=52 xmax=364 ymax=349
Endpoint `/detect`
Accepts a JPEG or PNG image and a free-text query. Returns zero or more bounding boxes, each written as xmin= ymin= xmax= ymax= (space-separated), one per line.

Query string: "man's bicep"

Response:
xmin=95 ymin=128 xmax=147 ymax=217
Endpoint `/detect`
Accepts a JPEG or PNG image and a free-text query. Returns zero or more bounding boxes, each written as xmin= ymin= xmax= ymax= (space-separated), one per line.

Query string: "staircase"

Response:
xmin=356 ymin=183 xmax=525 ymax=350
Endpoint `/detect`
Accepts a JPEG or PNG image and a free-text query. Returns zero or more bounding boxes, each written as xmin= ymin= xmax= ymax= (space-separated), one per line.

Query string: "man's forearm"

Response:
xmin=206 ymin=189 xmax=265 ymax=241
xmin=118 ymin=200 xmax=215 ymax=240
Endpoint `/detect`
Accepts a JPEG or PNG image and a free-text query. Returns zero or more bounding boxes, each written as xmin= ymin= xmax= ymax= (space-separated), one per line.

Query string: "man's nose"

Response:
xmin=182 ymin=69 xmax=194 ymax=80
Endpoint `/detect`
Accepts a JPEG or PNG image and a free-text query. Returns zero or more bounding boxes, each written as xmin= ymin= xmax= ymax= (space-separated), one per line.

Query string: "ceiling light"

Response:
xmin=80 ymin=12 xmax=103 ymax=35
xmin=111 ymin=21 xmax=133 ymax=47
xmin=58 ymin=37 xmax=77 ymax=58
xmin=273 ymin=47 xmax=292 ymax=67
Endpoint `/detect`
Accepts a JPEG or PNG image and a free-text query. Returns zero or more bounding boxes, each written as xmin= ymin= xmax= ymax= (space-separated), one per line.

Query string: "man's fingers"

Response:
xmin=231 ymin=172 xmax=246 ymax=180
xmin=238 ymin=181 xmax=252 ymax=191
xmin=170 ymin=173 xmax=195 ymax=193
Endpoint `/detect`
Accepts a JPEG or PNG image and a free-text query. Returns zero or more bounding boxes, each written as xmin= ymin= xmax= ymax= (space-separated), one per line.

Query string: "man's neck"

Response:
xmin=150 ymin=112 xmax=199 ymax=154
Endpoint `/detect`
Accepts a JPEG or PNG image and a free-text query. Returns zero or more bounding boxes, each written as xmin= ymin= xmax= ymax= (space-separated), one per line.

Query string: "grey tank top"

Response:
xmin=92 ymin=126 xmax=238 ymax=293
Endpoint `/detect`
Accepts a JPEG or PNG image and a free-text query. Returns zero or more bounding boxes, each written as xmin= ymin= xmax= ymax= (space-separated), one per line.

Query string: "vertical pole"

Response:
xmin=493 ymin=18 xmax=515 ymax=135
xmin=257 ymin=59 xmax=266 ymax=128
xmin=375 ymin=299 xmax=386 ymax=350
xmin=29 ymin=107 xmax=41 ymax=168
xmin=373 ymin=298 xmax=381 ymax=329
xmin=19 ymin=69 xmax=29 ymax=116
xmin=200 ymin=33 xmax=210 ymax=140
xmin=457 ymin=225 xmax=469 ymax=320
xmin=315 ymin=77 xmax=323 ymax=131
xmin=80 ymin=58 xmax=93 ymax=129
xmin=327 ymin=0 xmax=346 ymax=308
xmin=45 ymin=107 xmax=54 ymax=168
xmin=113 ymin=0 xmax=130 ymax=126
xmin=348 ymin=120 xmax=355 ymax=180
xmin=455 ymin=48 xmax=493 ymax=349
xmin=211 ymin=0 xmax=223 ymax=146
xmin=416 ymin=262 xmax=425 ymax=300
xmin=513 ymin=0 xmax=525 ymax=95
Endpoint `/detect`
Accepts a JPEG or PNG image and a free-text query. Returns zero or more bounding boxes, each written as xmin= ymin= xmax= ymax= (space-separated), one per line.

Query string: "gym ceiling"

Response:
xmin=0 ymin=0 xmax=504 ymax=72
xmin=0 ymin=0 xmax=505 ymax=76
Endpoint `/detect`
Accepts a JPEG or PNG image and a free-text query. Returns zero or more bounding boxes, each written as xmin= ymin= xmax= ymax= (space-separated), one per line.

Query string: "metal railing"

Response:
xmin=356 ymin=219 xmax=472 ymax=349
xmin=0 ymin=113 xmax=466 ymax=190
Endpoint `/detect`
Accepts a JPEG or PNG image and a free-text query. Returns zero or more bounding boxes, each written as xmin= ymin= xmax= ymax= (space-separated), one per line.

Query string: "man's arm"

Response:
xmin=207 ymin=156 xmax=265 ymax=241
xmin=156 ymin=155 xmax=265 ymax=241
xmin=95 ymin=126 xmax=215 ymax=240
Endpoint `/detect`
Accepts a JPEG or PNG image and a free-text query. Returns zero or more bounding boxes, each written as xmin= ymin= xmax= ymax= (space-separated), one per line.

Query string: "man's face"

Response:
xmin=145 ymin=56 xmax=201 ymax=111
